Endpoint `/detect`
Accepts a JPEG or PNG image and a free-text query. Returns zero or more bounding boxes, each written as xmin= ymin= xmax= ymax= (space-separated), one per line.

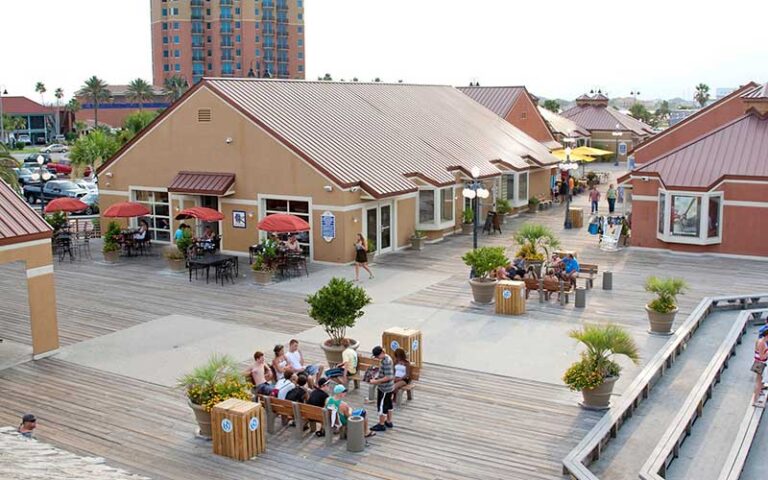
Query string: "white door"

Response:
xmin=364 ymin=202 xmax=394 ymax=254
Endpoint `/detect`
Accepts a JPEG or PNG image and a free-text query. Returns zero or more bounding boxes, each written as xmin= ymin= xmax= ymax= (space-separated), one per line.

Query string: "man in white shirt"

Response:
xmin=275 ymin=368 xmax=297 ymax=400
xmin=285 ymin=339 xmax=323 ymax=388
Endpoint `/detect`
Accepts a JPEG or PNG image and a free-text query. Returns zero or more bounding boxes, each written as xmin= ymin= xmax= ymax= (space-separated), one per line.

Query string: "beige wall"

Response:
xmin=397 ymin=197 xmax=416 ymax=248
xmin=529 ymin=168 xmax=553 ymax=200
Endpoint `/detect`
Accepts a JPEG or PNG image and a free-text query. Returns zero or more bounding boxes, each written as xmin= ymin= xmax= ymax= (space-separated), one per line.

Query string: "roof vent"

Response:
xmin=197 ymin=108 xmax=212 ymax=123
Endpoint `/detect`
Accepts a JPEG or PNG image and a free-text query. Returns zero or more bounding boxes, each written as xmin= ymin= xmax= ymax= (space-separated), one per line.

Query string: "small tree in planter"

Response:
xmin=495 ymin=198 xmax=512 ymax=223
xmin=462 ymin=206 xmax=474 ymax=234
xmin=165 ymin=228 xmax=191 ymax=271
xmin=102 ymin=221 xmax=121 ymax=263
xmin=177 ymin=354 xmax=252 ymax=439
xmin=513 ymin=223 xmax=560 ymax=275
xmin=306 ymin=277 xmax=372 ymax=363
xmin=528 ymin=197 xmax=540 ymax=213
xmin=461 ymin=246 xmax=509 ymax=304
xmin=410 ymin=229 xmax=427 ymax=251
xmin=563 ymin=324 xmax=640 ymax=410
xmin=644 ymin=276 xmax=687 ymax=335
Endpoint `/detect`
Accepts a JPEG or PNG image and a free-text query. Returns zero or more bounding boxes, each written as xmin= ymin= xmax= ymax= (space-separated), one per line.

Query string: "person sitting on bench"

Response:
xmin=561 ymin=254 xmax=579 ymax=288
xmin=543 ymin=269 xmax=558 ymax=283
xmin=285 ymin=373 xmax=309 ymax=403
xmin=248 ymin=351 xmax=274 ymax=396
xmin=285 ymin=339 xmax=324 ymax=388
xmin=274 ymin=368 xmax=296 ymax=399
xmin=523 ymin=266 xmax=538 ymax=280
xmin=392 ymin=348 xmax=411 ymax=398
xmin=325 ymin=385 xmax=375 ymax=438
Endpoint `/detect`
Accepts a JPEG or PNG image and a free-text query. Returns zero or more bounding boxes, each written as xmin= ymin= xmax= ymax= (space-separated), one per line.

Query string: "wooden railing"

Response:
xmin=562 ymin=294 xmax=768 ymax=480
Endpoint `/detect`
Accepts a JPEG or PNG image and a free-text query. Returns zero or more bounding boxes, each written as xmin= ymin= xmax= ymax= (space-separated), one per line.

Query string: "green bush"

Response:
xmin=563 ymin=324 xmax=639 ymax=391
xmin=528 ymin=197 xmax=540 ymax=206
xmin=44 ymin=212 xmax=67 ymax=232
xmin=462 ymin=246 xmax=509 ymax=279
xmin=177 ymin=354 xmax=252 ymax=412
xmin=463 ymin=206 xmax=474 ymax=224
xmin=306 ymin=277 xmax=372 ymax=346
xmin=513 ymin=223 xmax=560 ymax=260
xmin=103 ymin=221 xmax=121 ymax=253
xmin=645 ymin=276 xmax=687 ymax=313
xmin=495 ymin=198 xmax=511 ymax=215
xmin=367 ymin=237 xmax=376 ymax=253
xmin=175 ymin=228 xmax=193 ymax=255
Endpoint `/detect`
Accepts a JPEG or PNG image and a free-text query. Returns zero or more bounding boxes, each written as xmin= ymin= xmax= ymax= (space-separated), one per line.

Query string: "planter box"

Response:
xmin=166 ymin=258 xmax=185 ymax=272
xmin=320 ymin=338 xmax=359 ymax=365
xmin=188 ymin=400 xmax=212 ymax=439
xmin=103 ymin=250 xmax=119 ymax=264
xmin=252 ymin=270 xmax=273 ymax=285
xmin=469 ymin=278 xmax=497 ymax=304
xmin=581 ymin=376 xmax=618 ymax=410
xmin=646 ymin=305 xmax=678 ymax=335
xmin=461 ymin=223 xmax=473 ymax=235
xmin=410 ymin=236 xmax=426 ymax=251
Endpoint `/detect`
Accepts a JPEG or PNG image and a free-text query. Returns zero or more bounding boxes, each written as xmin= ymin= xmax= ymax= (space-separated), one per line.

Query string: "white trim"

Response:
xmin=313 ymin=203 xmax=368 ymax=213
xmin=629 ymin=246 xmax=768 ymax=263
xmin=220 ymin=198 xmax=260 ymax=206
xmin=723 ymin=200 xmax=768 ymax=208
xmin=26 ymin=265 xmax=54 ymax=279
xmin=656 ymin=190 xmax=723 ymax=245
xmin=257 ymin=194 xmax=314 ymax=261
xmin=362 ymin=200 xmax=396 ymax=254
xmin=33 ymin=349 xmax=59 ymax=361
xmin=715 ymin=179 xmax=768 ymax=187
xmin=130 ymin=185 xmax=168 ymax=193
xmin=99 ymin=189 xmax=130 ymax=197
xmin=0 ymin=238 xmax=51 ymax=253
xmin=631 ymin=194 xmax=657 ymax=202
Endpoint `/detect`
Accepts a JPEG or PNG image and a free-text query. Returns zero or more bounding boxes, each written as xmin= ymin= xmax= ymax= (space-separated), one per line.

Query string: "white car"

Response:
xmin=41 ymin=144 xmax=69 ymax=153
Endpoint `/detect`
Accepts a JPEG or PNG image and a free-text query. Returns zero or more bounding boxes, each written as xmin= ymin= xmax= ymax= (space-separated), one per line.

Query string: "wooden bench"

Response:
xmin=260 ymin=395 xmax=334 ymax=446
xmin=577 ymin=263 xmax=599 ymax=289
xmin=395 ymin=365 xmax=421 ymax=407
xmin=350 ymin=356 xmax=380 ymax=391
xmin=537 ymin=194 xmax=553 ymax=210
xmin=523 ymin=277 xmax=544 ymax=300
xmin=542 ymin=279 xmax=574 ymax=305
xmin=261 ymin=396 xmax=296 ymax=435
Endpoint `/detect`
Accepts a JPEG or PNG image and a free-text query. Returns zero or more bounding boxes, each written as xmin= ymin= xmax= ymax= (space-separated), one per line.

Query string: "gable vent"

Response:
xmin=197 ymin=108 xmax=212 ymax=122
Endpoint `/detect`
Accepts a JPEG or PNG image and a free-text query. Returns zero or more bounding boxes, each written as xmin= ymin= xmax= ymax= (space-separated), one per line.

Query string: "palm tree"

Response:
xmin=694 ymin=83 xmax=710 ymax=108
xmin=126 ymin=78 xmax=154 ymax=111
xmin=569 ymin=324 xmax=639 ymax=373
xmin=35 ymin=82 xmax=47 ymax=105
xmin=54 ymin=88 xmax=64 ymax=136
xmin=163 ymin=75 xmax=189 ymax=103
xmin=0 ymin=143 xmax=19 ymax=190
xmin=77 ymin=76 xmax=111 ymax=129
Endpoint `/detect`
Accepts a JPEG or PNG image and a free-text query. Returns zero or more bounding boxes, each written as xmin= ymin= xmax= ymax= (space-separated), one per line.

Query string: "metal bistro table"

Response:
xmin=188 ymin=254 xmax=239 ymax=284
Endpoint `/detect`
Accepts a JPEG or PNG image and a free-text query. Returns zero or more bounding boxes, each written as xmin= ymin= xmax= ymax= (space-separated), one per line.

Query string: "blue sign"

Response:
xmin=390 ymin=340 xmax=400 ymax=351
xmin=221 ymin=418 xmax=233 ymax=433
xmin=321 ymin=211 xmax=336 ymax=242
xmin=249 ymin=417 xmax=260 ymax=431
xmin=618 ymin=143 xmax=627 ymax=155
xmin=503 ymin=290 xmax=512 ymax=299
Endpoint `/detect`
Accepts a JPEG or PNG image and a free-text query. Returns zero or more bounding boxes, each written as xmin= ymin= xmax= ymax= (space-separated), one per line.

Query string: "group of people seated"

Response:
xmin=246 ymin=338 xmax=413 ymax=438
xmin=174 ymin=224 xmax=218 ymax=252
xmin=495 ymin=252 xmax=581 ymax=288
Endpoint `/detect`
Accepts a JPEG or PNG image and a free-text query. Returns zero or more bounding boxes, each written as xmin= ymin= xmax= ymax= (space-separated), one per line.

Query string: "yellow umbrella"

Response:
xmin=551 ymin=149 xmax=593 ymax=162
xmin=573 ymin=146 xmax=614 ymax=157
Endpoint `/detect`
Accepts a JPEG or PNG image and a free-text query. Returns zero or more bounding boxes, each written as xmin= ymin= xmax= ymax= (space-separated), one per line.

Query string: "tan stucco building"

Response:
xmin=96 ymin=79 xmax=559 ymax=264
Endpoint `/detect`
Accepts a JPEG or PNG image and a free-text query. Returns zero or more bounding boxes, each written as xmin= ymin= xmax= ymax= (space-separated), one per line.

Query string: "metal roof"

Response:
xmin=456 ymin=86 xmax=525 ymax=118
xmin=630 ymin=112 xmax=768 ymax=189
xmin=168 ymin=171 xmax=236 ymax=195
xmin=560 ymin=104 xmax=655 ymax=136
xmin=0 ymin=97 xmax=52 ymax=115
xmin=742 ymin=83 xmax=768 ymax=100
xmin=538 ymin=106 xmax=590 ymax=138
xmin=204 ymin=79 xmax=559 ymax=197
xmin=0 ymin=181 xmax=53 ymax=246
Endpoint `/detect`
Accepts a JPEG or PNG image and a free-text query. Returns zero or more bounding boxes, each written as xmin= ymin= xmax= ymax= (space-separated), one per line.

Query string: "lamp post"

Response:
xmin=561 ymin=147 xmax=578 ymax=229
xmin=33 ymin=155 xmax=53 ymax=215
xmin=0 ymin=86 xmax=7 ymax=145
xmin=461 ymin=166 xmax=490 ymax=250
xmin=612 ymin=123 xmax=622 ymax=166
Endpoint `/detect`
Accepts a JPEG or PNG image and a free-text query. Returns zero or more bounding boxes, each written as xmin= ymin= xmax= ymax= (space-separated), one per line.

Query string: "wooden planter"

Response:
xmin=581 ymin=376 xmax=618 ymax=410
xmin=188 ymin=400 xmax=212 ymax=439
xmin=166 ymin=258 xmax=185 ymax=272
xmin=461 ymin=223 xmax=474 ymax=235
xmin=320 ymin=338 xmax=359 ymax=365
xmin=252 ymin=270 xmax=273 ymax=285
xmin=410 ymin=236 xmax=426 ymax=251
xmin=469 ymin=278 xmax=497 ymax=304
xmin=646 ymin=305 xmax=678 ymax=335
xmin=103 ymin=250 xmax=119 ymax=264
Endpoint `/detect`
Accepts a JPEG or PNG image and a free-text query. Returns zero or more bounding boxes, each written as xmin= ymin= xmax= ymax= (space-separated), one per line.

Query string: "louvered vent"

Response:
xmin=198 ymin=108 xmax=212 ymax=122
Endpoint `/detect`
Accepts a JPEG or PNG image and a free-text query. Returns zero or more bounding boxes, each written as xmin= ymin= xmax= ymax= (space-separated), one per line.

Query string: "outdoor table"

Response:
xmin=188 ymin=254 xmax=238 ymax=284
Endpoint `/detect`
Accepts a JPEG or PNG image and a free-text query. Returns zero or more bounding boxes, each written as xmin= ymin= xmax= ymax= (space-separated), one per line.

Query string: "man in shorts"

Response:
xmin=285 ymin=339 xmax=323 ymax=388
xmin=369 ymin=346 xmax=394 ymax=432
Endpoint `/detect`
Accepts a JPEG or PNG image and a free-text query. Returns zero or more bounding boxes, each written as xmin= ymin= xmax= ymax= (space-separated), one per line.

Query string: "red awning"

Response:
xmin=257 ymin=214 xmax=310 ymax=233
xmin=167 ymin=171 xmax=235 ymax=195
xmin=174 ymin=207 xmax=224 ymax=222
xmin=44 ymin=198 xmax=88 ymax=214
xmin=103 ymin=202 xmax=151 ymax=218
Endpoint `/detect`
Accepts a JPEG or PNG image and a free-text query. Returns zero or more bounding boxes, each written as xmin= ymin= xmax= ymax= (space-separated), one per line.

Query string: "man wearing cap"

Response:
xmin=308 ymin=377 xmax=330 ymax=408
xmin=325 ymin=384 xmax=375 ymax=438
xmin=369 ymin=346 xmax=394 ymax=432
xmin=18 ymin=414 xmax=37 ymax=439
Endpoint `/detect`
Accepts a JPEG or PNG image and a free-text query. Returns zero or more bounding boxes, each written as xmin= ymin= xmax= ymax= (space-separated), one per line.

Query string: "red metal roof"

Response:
xmin=628 ymin=112 xmax=768 ymax=189
xmin=560 ymin=104 xmax=655 ymax=136
xmin=0 ymin=181 xmax=53 ymax=246
xmin=457 ymin=86 xmax=525 ymax=118
xmin=168 ymin=171 xmax=236 ymax=195
xmin=742 ymin=83 xmax=768 ymax=100
xmin=203 ymin=79 xmax=559 ymax=197
xmin=0 ymin=96 xmax=53 ymax=115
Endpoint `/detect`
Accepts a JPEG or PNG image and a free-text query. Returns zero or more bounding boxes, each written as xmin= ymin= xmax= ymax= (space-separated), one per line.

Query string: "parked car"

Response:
xmin=72 ymin=192 xmax=99 ymax=215
xmin=46 ymin=159 xmax=73 ymax=176
xmin=77 ymin=180 xmax=98 ymax=194
xmin=53 ymin=134 xmax=66 ymax=143
xmin=23 ymin=180 xmax=89 ymax=204
xmin=12 ymin=168 xmax=39 ymax=186
xmin=17 ymin=134 xmax=31 ymax=145
xmin=24 ymin=153 xmax=50 ymax=164
xmin=41 ymin=144 xmax=69 ymax=153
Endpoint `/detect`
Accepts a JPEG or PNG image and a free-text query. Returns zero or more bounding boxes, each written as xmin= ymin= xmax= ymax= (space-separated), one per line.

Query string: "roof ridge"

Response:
xmin=204 ymin=77 xmax=452 ymax=88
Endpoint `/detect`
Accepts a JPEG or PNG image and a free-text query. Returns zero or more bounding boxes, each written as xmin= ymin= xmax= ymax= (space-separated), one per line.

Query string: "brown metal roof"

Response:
xmin=560 ymin=104 xmax=655 ymax=136
xmin=629 ymin=112 xmax=768 ymax=189
xmin=457 ymin=86 xmax=525 ymax=118
xmin=538 ymin=106 xmax=591 ymax=138
xmin=742 ymin=83 xmax=768 ymax=100
xmin=203 ymin=79 xmax=559 ymax=197
xmin=0 ymin=181 xmax=52 ymax=246
xmin=167 ymin=171 xmax=236 ymax=195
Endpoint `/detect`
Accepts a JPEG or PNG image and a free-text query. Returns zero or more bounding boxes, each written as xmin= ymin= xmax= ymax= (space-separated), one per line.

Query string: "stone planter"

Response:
xmin=188 ymin=400 xmax=212 ymax=439
xmin=469 ymin=277 xmax=498 ymax=304
xmin=581 ymin=376 xmax=618 ymax=410
xmin=321 ymin=338 xmax=359 ymax=365
xmin=367 ymin=252 xmax=376 ymax=264
xmin=103 ymin=250 xmax=119 ymax=264
xmin=166 ymin=258 xmax=185 ymax=272
xmin=252 ymin=269 xmax=273 ymax=285
xmin=646 ymin=305 xmax=678 ymax=335
xmin=528 ymin=203 xmax=538 ymax=213
xmin=461 ymin=223 xmax=474 ymax=235
xmin=410 ymin=236 xmax=426 ymax=251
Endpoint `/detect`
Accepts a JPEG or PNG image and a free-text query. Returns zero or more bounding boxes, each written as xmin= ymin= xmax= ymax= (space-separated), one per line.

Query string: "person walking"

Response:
xmin=369 ymin=346 xmax=394 ymax=432
xmin=606 ymin=184 xmax=618 ymax=213
xmin=752 ymin=326 xmax=768 ymax=406
xmin=353 ymin=233 xmax=374 ymax=281
xmin=588 ymin=186 xmax=601 ymax=214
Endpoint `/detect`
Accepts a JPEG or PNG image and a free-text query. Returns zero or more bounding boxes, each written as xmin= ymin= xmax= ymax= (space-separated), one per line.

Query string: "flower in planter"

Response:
xmin=306 ymin=277 xmax=372 ymax=346
xmin=177 ymin=354 xmax=252 ymax=412
xmin=461 ymin=246 xmax=509 ymax=279
xmin=645 ymin=276 xmax=687 ymax=313
xmin=563 ymin=324 xmax=639 ymax=391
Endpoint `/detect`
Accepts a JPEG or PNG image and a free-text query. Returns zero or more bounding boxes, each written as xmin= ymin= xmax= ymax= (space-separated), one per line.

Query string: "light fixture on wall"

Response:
xmin=350 ymin=186 xmax=360 ymax=192
xmin=225 ymin=137 xmax=233 ymax=144
xmin=248 ymin=212 xmax=254 ymax=218
xmin=353 ymin=218 xmax=358 ymax=223
xmin=323 ymin=185 xmax=333 ymax=192
xmin=105 ymin=172 xmax=113 ymax=177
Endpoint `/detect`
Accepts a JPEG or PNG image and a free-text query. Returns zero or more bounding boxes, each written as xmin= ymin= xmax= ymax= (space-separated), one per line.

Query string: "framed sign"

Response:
xmin=232 ymin=210 xmax=246 ymax=229
xmin=618 ymin=142 xmax=627 ymax=155
xmin=321 ymin=211 xmax=336 ymax=242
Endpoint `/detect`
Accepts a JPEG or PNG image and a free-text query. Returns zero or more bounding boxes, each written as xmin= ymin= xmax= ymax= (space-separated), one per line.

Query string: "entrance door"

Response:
xmin=380 ymin=205 xmax=392 ymax=251
xmin=365 ymin=203 xmax=394 ymax=254
xmin=366 ymin=208 xmax=378 ymax=253
xmin=199 ymin=195 xmax=220 ymax=236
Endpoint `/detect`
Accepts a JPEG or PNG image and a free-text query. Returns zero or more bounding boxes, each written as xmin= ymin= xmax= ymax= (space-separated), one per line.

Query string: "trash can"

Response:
xmin=346 ymin=415 xmax=365 ymax=453
xmin=495 ymin=280 xmax=526 ymax=315
xmin=568 ymin=208 xmax=584 ymax=228
xmin=212 ymin=399 xmax=266 ymax=461
xmin=575 ymin=287 xmax=587 ymax=308
xmin=382 ymin=327 xmax=422 ymax=367
xmin=603 ymin=271 xmax=613 ymax=290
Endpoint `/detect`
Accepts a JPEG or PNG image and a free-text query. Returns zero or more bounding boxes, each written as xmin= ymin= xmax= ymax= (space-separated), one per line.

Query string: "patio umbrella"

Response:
xmin=102 ymin=201 xmax=151 ymax=218
xmin=257 ymin=213 xmax=310 ymax=233
xmin=44 ymin=197 xmax=88 ymax=214
xmin=551 ymin=149 xmax=593 ymax=162
xmin=174 ymin=207 xmax=224 ymax=222
xmin=572 ymin=146 xmax=614 ymax=157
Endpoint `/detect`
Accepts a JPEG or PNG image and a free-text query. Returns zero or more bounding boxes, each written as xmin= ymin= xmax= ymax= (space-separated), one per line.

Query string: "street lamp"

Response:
xmin=461 ymin=166 xmax=490 ymax=250
xmin=560 ymin=147 xmax=579 ymax=229
xmin=31 ymin=155 xmax=53 ymax=215
xmin=0 ymin=87 xmax=7 ymax=146
xmin=612 ymin=123 xmax=623 ymax=166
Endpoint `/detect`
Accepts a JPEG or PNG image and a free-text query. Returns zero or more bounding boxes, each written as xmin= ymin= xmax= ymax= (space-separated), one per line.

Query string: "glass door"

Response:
xmin=366 ymin=208 xmax=378 ymax=252
xmin=380 ymin=205 xmax=392 ymax=251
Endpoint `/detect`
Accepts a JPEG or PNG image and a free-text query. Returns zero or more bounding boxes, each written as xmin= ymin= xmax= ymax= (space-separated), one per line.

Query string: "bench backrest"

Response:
xmin=267 ymin=397 xmax=295 ymax=417
xmin=524 ymin=277 xmax=540 ymax=290
xmin=297 ymin=403 xmax=328 ymax=423
xmin=579 ymin=263 xmax=598 ymax=273
xmin=409 ymin=365 xmax=421 ymax=381
xmin=358 ymin=356 xmax=380 ymax=371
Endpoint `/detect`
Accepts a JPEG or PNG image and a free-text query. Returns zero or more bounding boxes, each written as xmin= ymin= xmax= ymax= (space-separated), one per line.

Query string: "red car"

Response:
xmin=46 ymin=159 xmax=73 ymax=176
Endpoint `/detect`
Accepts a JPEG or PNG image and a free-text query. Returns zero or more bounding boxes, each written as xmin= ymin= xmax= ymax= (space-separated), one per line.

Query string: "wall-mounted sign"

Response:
xmin=503 ymin=289 xmax=512 ymax=300
xmin=321 ymin=211 xmax=336 ymax=242
xmin=232 ymin=210 xmax=246 ymax=229
xmin=618 ymin=142 xmax=627 ymax=155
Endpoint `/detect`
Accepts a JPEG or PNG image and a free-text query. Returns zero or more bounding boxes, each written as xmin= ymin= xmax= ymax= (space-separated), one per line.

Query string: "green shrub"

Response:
xmin=177 ymin=354 xmax=252 ymax=412
xmin=306 ymin=277 xmax=372 ymax=346
xmin=463 ymin=206 xmax=474 ymax=224
xmin=103 ymin=221 xmax=121 ymax=253
xmin=44 ymin=212 xmax=67 ymax=232
xmin=528 ymin=197 xmax=540 ymax=206
xmin=496 ymin=198 xmax=511 ymax=215
xmin=563 ymin=324 xmax=639 ymax=391
xmin=645 ymin=276 xmax=687 ymax=313
xmin=412 ymin=229 xmax=426 ymax=239
xmin=462 ymin=246 xmax=509 ymax=279
xmin=513 ymin=223 xmax=559 ymax=260
xmin=367 ymin=237 xmax=376 ymax=253
xmin=175 ymin=228 xmax=193 ymax=255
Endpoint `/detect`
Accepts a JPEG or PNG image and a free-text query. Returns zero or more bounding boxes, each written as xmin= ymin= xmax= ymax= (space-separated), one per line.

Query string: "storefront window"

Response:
xmin=670 ymin=195 xmax=700 ymax=237
xmin=708 ymin=196 xmax=720 ymax=238
xmin=264 ymin=198 xmax=310 ymax=253
xmin=440 ymin=187 xmax=453 ymax=222
xmin=132 ymin=190 xmax=171 ymax=242
xmin=658 ymin=192 xmax=665 ymax=235
xmin=419 ymin=190 xmax=435 ymax=223
xmin=505 ymin=175 xmax=515 ymax=202
xmin=518 ymin=172 xmax=528 ymax=203
xmin=657 ymin=190 xmax=722 ymax=245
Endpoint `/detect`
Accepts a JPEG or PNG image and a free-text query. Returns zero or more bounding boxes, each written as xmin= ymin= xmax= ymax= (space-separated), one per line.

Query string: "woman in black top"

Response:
xmin=353 ymin=233 xmax=374 ymax=281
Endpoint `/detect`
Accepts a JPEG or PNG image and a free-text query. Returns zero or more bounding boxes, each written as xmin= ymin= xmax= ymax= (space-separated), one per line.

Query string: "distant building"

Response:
xmin=150 ymin=0 xmax=306 ymax=87
xmin=716 ymin=87 xmax=736 ymax=99
xmin=537 ymin=106 xmax=590 ymax=146
xmin=668 ymin=109 xmax=699 ymax=127
xmin=75 ymin=85 xmax=170 ymax=131
xmin=0 ymin=96 xmax=55 ymax=144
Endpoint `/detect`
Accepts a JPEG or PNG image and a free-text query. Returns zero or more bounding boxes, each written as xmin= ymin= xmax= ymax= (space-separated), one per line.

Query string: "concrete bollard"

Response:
xmin=346 ymin=416 xmax=365 ymax=453
xmin=575 ymin=287 xmax=587 ymax=308
xmin=603 ymin=271 xmax=613 ymax=290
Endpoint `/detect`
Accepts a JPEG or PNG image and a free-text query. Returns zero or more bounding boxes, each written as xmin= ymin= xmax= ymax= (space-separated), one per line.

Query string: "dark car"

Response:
xmin=23 ymin=180 xmax=88 ymax=204
xmin=12 ymin=167 xmax=39 ymax=186
xmin=24 ymin=153 xmax=51 ymax=164
xmin=71 ymin=192 xmax=99 ymax=215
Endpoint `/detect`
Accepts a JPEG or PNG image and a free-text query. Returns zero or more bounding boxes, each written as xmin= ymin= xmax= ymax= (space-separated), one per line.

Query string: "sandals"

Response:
xmin=365 ymin=432 xmax=376 ymax=438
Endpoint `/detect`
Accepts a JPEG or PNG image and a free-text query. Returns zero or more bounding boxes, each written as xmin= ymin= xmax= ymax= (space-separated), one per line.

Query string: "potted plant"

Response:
xmin=461 ymin=246 xmax=509 ymax=304
xmin=44 ymin=212 xmax=67 ymax=233
xmin=410 ymin=229 xmax=427 ymax=251
xmin=462 ymin=206 xmax=474 ymax=235
xmin=164 ymin=246 xmax=186 ymax=272
xmin=495 ymin=198 xmax=512 ymax=223
xmin=306 ymin=277 xmax=372 ymax=364
xmin=102 ymin=221 xmax=121 ymax=264
xmin=645 ymin=276 xmax=687 ymax=335
xmin=563 ymin=324 xmax=640 ymax=410
xmin=513 ymin=223 xmax=560 ymax=276
xmin=367 ymin=237 xmax=376 ymax=263
xmin=250 ymin=238 xmax=277 ymax=284
xmin=528 ymin=197 xmax=540 ymax=213
xmin=177 ymin=354 xmax=252 ymax=439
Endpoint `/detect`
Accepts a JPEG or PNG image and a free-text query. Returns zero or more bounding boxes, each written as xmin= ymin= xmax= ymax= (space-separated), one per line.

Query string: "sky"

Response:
xmin=3 ymin=0 xmax=766 ymax=104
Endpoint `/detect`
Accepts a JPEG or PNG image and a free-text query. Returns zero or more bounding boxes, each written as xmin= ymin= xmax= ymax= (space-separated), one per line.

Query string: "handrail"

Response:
xmin=563 ymin=294 xmax=768 ymax=480
xmin=639 ymin=308 xmax=766 ymax=479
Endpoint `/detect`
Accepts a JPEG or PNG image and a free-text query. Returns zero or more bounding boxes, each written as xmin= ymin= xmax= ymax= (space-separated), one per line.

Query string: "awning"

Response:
xmin=168 ymin=171 xmax=235 ymax=196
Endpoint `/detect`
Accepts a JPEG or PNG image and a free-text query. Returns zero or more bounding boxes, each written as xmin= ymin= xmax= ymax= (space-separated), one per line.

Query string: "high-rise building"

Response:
xmin=150 ymin=0 xmax=305 ymax=87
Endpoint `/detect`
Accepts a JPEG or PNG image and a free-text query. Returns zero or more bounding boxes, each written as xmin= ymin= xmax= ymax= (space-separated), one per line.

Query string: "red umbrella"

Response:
xmin=257 ymin=213 xmax=310 ymax=233
xmin=44 ymin=197 xmax=88 ymax=214
xmin=103 ymin=201 xmax=151 ymax=218
xmin=174 ymin=207 xmax=224 ymax=222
